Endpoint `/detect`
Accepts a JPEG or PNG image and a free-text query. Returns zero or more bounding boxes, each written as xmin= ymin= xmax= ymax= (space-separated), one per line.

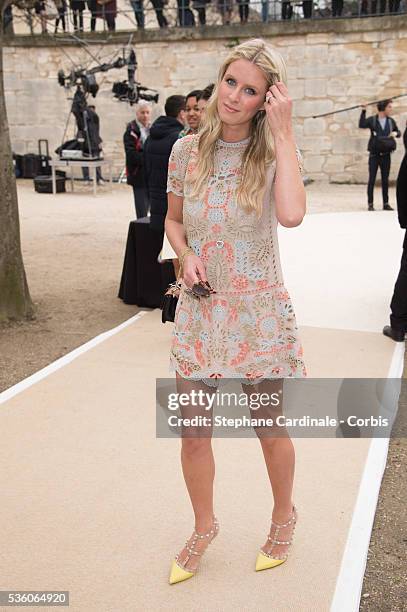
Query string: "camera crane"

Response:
xmin=57 ymin=44 xmax=159 ymax=159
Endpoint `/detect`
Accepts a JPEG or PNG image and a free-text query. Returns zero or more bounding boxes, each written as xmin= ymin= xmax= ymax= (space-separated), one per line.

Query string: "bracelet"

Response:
xmin=179 ymin=246 xmax=194 ymax=275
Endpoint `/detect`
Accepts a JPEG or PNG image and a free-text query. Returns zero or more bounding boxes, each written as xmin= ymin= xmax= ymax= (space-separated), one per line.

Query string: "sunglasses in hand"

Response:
xmin=187 ymin=280 xmax=216 ymax=298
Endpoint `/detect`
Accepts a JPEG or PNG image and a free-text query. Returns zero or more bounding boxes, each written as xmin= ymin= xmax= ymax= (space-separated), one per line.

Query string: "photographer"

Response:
xmin=359 ymin=99 xmax=401 ymax=211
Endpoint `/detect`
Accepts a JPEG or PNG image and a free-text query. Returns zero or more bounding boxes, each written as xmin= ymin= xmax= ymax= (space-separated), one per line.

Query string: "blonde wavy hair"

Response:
xmin=187 ymin=38 xmax=289 ymax=217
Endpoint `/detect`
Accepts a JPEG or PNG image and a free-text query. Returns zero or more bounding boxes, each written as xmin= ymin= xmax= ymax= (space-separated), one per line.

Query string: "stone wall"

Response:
xmin=3 ymin=16 xmax=407 ymax=182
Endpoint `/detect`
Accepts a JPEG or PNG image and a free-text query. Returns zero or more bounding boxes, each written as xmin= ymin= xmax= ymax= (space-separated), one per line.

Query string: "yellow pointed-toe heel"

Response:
xmin=169 ymin=559 xmax=195 ymax=585
xmin=255 ymin=505 xmax=298 ymax=572
xmin=168 ymin=516 xmax=219 ymax=585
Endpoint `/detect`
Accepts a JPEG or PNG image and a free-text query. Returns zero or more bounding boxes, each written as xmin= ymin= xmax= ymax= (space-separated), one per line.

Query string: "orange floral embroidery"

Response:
xmin=230 ymin=341 xmax=250 ymax=366
xmin=231 ymin=275 xmax=249 ymax=290
xmin=194 ymin=339 xmax=206 ymax=367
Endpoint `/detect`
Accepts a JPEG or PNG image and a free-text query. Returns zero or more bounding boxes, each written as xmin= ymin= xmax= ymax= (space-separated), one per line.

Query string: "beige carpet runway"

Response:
xmin=0 ymin=210 xmax=404 ymax=611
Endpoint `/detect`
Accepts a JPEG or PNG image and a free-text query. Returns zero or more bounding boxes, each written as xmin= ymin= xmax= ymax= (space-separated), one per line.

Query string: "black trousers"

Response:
xmin=282 ymin=1 xmax=293 ymax=18
xmin=132 ymin=186 xmax=150 ymax=219
xmin=367 ymin=153 xmax=391 ymax=206
xmin=72 ymin=9 xmax=84 ymax=30
xmin=390 ymin=230 xmax=407 ymax=331
xmin=237 ymin=0 xmax=249 ymax=21
xmin=150 ymin=0 xmax=168 ymax=27
xmin=332 ymin=0 xmax=343 ymax=15
xmin=176 ymin=0 xmax=195 ymax=25
xmin=302 ymin=0 xmax=312 ymax=17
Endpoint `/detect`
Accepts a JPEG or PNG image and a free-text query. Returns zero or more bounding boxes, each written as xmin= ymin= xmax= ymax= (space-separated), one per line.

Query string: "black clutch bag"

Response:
xmin=161 ymin=281 xmax=181 ymax=323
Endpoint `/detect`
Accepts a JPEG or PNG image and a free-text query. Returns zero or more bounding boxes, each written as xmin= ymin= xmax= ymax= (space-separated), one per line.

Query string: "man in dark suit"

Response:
xmin=383 ymin=121 xmax=407 ymax=342
xmin=359 ymin=99 xmax=401 ymax=211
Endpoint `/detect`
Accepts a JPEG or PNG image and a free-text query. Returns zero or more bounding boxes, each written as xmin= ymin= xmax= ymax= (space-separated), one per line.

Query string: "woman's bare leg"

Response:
xmin=242 ymin=378 xmax=296 ymax=558
xmin=174 ymin=373 xmax=218 ymax=571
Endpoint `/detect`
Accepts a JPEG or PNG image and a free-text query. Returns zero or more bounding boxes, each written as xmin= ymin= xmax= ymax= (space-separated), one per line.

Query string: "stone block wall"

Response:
xmin=3 ymin=16 xmax=407 ymax=182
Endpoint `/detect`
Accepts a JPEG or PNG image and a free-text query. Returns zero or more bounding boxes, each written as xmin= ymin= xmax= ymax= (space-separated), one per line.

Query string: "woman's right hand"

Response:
xmin=182 ymin=253 xmax=208 ymax=289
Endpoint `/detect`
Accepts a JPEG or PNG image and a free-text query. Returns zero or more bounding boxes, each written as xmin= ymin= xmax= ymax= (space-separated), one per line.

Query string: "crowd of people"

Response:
xmin=123 ymin=85 xmax=214 ymax=282
xmin=32 ymin=0 xmax=116 ymax=33
xmin=2 ymin=0 xmax=402 ymax=35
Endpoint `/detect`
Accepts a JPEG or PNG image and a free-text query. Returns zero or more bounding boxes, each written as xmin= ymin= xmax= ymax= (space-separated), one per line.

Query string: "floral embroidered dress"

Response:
xmin=166 ymin=133 xmax=307 ymax=386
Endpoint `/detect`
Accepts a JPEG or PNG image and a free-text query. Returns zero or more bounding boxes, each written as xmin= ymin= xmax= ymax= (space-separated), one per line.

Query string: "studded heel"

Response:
xmin=169 ymin=516 xmax=220 ymax=585
xmin=255 ymin=505 xmax=298 ymax=571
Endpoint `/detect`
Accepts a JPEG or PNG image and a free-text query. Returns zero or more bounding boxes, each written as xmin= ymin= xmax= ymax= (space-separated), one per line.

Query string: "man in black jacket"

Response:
xmin=143 ymin=95 xmax=186 ymax=239
xmin=123 ymin=101 xmax=152 ymax=218
xmin=383 ymin=121 xmax=407 ymax=342
xmin=359 ymin=99 xmax=401 ymax=211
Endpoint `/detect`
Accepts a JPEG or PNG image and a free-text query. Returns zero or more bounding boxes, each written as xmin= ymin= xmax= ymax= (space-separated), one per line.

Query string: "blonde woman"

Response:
xmin=165 ymin=38 xmax=307 ymax=584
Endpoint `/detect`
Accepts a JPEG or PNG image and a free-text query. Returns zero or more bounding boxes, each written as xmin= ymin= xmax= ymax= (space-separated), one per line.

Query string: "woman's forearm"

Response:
xmin=273 ymin=131 xmax=306 ymax=228
xmin=164 ymin=217 xmax=188 ymax=258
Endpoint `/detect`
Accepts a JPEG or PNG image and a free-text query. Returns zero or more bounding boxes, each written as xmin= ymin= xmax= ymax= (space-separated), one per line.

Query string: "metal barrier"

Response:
xmin=5 ymin=0 xmax=406 ymax=36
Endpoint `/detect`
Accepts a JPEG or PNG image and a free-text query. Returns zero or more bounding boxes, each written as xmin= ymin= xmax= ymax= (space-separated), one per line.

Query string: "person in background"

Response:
xmin=150 ymin=0 xmax=169 ymax=27
xmin=143 ymin=95 xmax=186 ymax=246
xmin=130 ymin=0 xmax=144 ymax=28
xmin=216 ymin=0 xmax=232 ymax=24
xmin=383 ymin=120 xmax=407 ymax=342
xmin=192 ymin=0 xmax=210 ymax=25
xmin=160 ymin=84 xmax=214 ymax=275
xmin=331 ymin=0 xmax=343 ymax=16
xmin=282 ymin=0 xmax=293 ymax=18
xmin=34 ymin=1 xmax=48 ymax=34
xmin=70 ymin=0 xmax=85 ymax=30
xmin=178 ymin=89 xmax=203 ymax=138
xmin=82 ymin=105 xmax=104 ymax=183
xmin=261 ymin=0 xmax=269 ymax=22
xmin=359 ymin=99 xmax=401 ymax=211
xmin=302 ymin=0 xmax=312 ymax=17
xmin=123 ymin=101 xmax=152 ymax=218
xmin=237 ymin=0 xmax=249 ymax=23
xmin=3 ymin=5 xmax=13 ymax=34
xmin=54 ymin=0 xmax=67 ymax=32
xmin=87 ymin=0 xmax=98 ymax=30
xmin=389 ymin=0 xmax=401 ymax=11
xmin=136 ymin=100 xmax=152 ymax=144
xmin=196 ymin=83 xmax=215 ymax=122
xmin=177 ymin=0 xmax=195 ymax=25
xmin=96 ymin=0 xmax=116 ymax=30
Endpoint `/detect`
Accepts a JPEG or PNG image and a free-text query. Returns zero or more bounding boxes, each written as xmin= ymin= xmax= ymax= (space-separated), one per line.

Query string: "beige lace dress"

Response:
xmin=166 ymin=133 xmax=307 ymax=386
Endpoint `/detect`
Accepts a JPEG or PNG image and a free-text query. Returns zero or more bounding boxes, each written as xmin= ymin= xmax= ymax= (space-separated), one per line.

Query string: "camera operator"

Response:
xmin=82 ymin=105 xmax=104 ymax=183
xmin=359 ymin=99 xmax=401 ymax=211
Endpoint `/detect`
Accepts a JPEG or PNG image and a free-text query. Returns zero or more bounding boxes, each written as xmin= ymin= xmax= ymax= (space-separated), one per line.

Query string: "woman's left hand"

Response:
xmin=263 ymin=81 xmax=294 ymax=139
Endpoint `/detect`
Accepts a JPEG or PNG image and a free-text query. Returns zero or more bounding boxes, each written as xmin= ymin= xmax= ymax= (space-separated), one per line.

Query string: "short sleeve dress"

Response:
xmin=166 ymin=133 xmax=307 ymax=387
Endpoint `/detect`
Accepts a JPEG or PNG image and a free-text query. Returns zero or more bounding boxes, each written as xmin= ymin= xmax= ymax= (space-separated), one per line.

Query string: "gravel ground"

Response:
xmin=0 ymin=178 xmax=405 ymax=611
